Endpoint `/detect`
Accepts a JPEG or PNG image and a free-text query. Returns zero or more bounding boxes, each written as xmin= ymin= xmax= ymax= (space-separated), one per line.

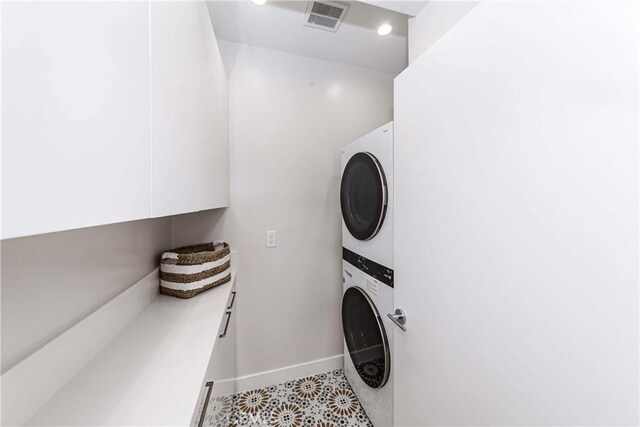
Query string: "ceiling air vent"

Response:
xmin=303 ymin=1 xmax=349 ymax=32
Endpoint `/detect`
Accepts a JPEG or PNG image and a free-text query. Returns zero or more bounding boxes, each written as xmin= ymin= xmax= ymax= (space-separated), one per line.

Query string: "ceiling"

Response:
xmin=358 ymin=1 xmax=429 ymax=16
xmin=207 ymin=1 xmax=411 ymax=74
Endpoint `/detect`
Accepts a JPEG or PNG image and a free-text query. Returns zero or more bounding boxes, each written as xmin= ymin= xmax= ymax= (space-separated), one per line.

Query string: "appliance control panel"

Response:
xmin=342 ymin=247 xmax=393 ymax=288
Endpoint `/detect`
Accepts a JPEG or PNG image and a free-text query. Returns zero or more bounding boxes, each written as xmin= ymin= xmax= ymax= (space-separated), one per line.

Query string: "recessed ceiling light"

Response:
xmin=377 ymin=23 xmax=393 ymax=36
xmin=252 ymin=0 xmax=267 ymax=5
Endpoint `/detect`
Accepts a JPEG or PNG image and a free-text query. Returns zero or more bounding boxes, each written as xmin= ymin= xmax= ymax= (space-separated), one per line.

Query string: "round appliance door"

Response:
xmin=342 ymin=286 xmax=390 ymax=389
xmin=340 ymin=152 xmax=388 ymax=241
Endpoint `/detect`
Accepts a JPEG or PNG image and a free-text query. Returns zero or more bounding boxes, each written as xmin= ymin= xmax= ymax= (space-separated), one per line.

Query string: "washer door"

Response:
xmin=342 ymin=286 xmax=390 ymax=389
xmin=340 ymin=152 xmax=388 ymax=241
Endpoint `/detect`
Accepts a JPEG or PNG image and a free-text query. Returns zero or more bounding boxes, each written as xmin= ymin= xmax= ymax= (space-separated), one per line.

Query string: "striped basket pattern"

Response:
xmin=160 ymin=241 xmax=231 ymax=299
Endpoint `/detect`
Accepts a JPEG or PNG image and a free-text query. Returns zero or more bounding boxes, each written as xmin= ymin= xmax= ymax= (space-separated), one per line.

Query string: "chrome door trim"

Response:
xmin=343 ymin=286 xmax=390 ymax=388
xmin=362 ymin=152 xmax=388 ymax=241
xmin=341 ymin=151 xmax=388 ymax=241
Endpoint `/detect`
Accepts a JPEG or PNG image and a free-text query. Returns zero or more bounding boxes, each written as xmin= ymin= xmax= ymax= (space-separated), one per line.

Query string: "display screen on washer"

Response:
xmin=340 ymin=152 xmax=387 ymax=241
xmin=342 ymin=287 xmax=390 ymax=389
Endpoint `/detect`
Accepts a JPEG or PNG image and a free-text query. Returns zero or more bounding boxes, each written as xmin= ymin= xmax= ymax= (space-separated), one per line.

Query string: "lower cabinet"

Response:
xmin=192 ymin=284 xmax=237 ymax=427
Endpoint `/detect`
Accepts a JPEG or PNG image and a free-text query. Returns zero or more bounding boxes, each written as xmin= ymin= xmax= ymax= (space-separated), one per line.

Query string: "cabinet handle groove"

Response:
xmin=198 ymin=381 xmax=214 ymax=427
xmin=227 ymin=291 xmax=236 ymax=309
xmin=219 ymin=311 xmax=232 ymax=338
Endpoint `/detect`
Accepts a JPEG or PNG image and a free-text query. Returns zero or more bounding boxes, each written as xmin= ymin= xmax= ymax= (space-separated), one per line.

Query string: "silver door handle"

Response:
xmin=219 ymin=311 xmax=232 ymax=338
xmin=197 ymin=381 xmax=214 ymax=427
xmin=387 ymin=309 xmax=407 ymax=331
xmin=227 ymin=291 xmax=236 ymax=309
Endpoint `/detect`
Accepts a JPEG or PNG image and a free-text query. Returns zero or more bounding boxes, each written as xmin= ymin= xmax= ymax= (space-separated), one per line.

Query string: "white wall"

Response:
xmin=1 ymin=218 xmax=171 ymax=371
xmin=408 ymin=0 xmax=479 ymax=64
xmin=394 ymin=1 xmax=638 ymax=425
xmin=172 ymin=41 xmax=394 ymax=378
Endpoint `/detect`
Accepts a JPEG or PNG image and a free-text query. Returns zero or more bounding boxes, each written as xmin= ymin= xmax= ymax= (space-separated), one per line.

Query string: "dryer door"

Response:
xmin=342 ymin=286 xmax=390 ymax=389
xmin=340 ymin=152 xmax=388 ymax=241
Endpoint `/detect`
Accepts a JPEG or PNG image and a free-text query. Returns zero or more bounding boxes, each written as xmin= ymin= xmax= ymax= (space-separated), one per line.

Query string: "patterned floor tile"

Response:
xmin=201 ymin=369 xmax=373 ymax=427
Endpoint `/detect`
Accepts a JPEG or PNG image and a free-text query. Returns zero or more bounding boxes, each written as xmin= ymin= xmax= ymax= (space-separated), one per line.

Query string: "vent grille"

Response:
xmin=366 ymin=278 xmax=378 ymax=296
xmin=308 ymin=14 xmax=338 ymax=28
xmin=304 ymin=1 xmax=348 ymax=32
xmin=311 ymin=2 xmax=343 ymax=19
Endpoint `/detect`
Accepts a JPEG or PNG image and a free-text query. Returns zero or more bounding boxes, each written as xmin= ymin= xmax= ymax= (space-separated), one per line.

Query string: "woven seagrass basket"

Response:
xmin=160 ymin=241 xmax=231 ymax=299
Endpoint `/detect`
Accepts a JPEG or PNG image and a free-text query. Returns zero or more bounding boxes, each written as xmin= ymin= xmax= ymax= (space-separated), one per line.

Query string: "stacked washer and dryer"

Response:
xmin=340 ymin=121 xmax=399 ymax=427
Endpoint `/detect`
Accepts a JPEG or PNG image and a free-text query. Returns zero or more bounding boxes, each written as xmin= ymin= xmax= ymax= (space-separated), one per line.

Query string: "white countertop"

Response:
xmin=27 ymin=273 xmax=235 ymax=426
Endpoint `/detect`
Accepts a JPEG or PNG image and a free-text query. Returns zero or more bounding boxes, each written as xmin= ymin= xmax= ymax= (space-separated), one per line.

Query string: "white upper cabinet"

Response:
xmin=198 ymin=7 xmax=229 ymax=211
xmin=150 ymin=1 xmax=229 ymax=217
xmin=1 ymin=2 xmax=152 ymax=239
xmin=1 ymin=1 xmax=228 ymax=239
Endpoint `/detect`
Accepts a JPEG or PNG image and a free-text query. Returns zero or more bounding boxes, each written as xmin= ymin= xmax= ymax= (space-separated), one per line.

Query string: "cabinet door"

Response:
xmin=1 ymin=2 xmax=151 ymax=239
xmin=150 ymin=1 xmax=228 ymax=217
xmin=208 ymin=292 xmax=237 ymax=391
xmin=192 ymin=287 xmax=237 ymax=427
xmin=394 ymin=2 xmax=638 ymax=426
xmin=199 ymin=3 xmax=229 ymax=210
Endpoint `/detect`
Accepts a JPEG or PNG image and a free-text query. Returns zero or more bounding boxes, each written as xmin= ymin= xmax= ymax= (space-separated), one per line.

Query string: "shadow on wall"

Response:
xmin=1 ymin=217 xmax=172 ymax=371
xmin=171 ymin=208 xmax=228 ymax=249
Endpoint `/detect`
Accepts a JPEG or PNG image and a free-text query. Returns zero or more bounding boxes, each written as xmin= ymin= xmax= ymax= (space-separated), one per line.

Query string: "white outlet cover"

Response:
xmin=266 ymin=230 xmax=277 ymax=247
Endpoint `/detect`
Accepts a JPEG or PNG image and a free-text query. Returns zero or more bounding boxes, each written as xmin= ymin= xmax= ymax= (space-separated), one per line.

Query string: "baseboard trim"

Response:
xmin=212 ymin=378 xmax=236 ymax=397
xmin=235 ymin=354 xmax=344 ymax=393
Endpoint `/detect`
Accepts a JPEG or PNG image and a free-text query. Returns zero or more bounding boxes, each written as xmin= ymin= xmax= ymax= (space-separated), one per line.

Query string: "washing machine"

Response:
xmin=342 ymin=249 xmax=394 ymax=427
xmin=341 ymin=121 xmax=393 ymax=270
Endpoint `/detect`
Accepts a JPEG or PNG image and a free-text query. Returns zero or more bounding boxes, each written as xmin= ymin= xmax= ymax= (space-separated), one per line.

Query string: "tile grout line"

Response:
xmin=201 ymin=369 xmax=373 ymax=427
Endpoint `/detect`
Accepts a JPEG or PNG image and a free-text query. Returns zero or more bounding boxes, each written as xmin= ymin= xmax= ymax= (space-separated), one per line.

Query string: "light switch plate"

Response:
xmin=266 ymin=230 xmax=277 ymax=247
